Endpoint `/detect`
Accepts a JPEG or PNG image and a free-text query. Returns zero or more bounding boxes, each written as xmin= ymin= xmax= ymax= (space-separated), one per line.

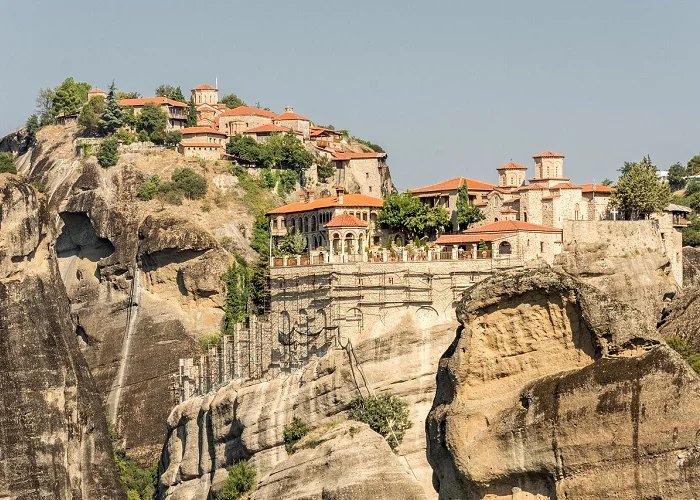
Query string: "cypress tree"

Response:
xmin=100 ymin=81 xmax=123 ymax=135
xmin=186 ymin=98 xmax=198 ymax=127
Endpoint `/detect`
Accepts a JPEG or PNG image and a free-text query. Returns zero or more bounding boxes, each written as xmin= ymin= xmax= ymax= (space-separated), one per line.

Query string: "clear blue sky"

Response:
xmin=1 ymin=0 xmax=697 ymax=189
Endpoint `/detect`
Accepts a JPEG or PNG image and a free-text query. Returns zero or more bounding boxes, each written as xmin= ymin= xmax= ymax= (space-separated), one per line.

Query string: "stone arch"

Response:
xmin=345 ymin=232 xmax=355 ymax=254
xmin=499 ymin=241 xmax=512 ymax=255
xmin=280 ymin=311 xmax=291 ymax=333
xmin=298 ymin=309 xmax=309 ymax=331
xmin=416 ymin=305 xmax=439 ymax=322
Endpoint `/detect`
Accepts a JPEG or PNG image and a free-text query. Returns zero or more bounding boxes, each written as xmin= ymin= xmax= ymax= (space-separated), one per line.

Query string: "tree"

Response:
xmin=378 ymin=192 xmax=450 ymax=238
xmin=316 ymin=155 xmax=335 ymax=182
xmin=116 ymin=91 xmax=140 ymax=100
xmin=52 ymin=77 xmax=90 ymax=116
xmin=456 ymin=184 xmax=485 ymax=229
xmin=100 ymin=82 xmax=123 ymax=135
xmin=216 ymin=460 xmax=256 ymax=500
xmin=278 ymin=229 xmax=307 ymax=255
xmin=0 ymin=152 xmax=17 ymax=174
xmin=35 ymin=88 xmax=55 ymax=125
xmin=688 ymin=156 xmax=700 ymax=176
xmin=97 ymin=136 xmax=119 ymax=168
xmin=220 ymin=93 xmax=246 ymax=109
xmin=155 ymin=85 xmax=186 ymax=103
xmin=186 ymin=98 xmax=198 ymax=127
xmin=668 ymin=162 xmax=688 ymax=192
xmin=273 ymin=133 xmax=313 ymax=172
xmin=226 ymin=135 xmax=264 ymax=164
xmin=136 ymin=102 xmax=168 ymax=142
xmin=171 ymin=167 xmax=207 ymax=199
xmin=163 ymin=130 xmax=182 ymax=147
xmin=609 ymin=156 xmax=671 ymax=219
xmin=601 ymin=178 xmax=613 ymax=186
xmin=349 ymin=394 xmax=412 ymax=450
xmin=78 ymin=96 xmax=105 ymax=136
xmin=25 ymin=114 xmax=40 ymax=146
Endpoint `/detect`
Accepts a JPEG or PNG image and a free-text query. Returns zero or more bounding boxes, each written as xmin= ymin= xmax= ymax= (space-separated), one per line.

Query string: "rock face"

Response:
xmin=683 ymin=246 xmax=700 ymax=287
xmin=658 ymin=286 xmax=700 ymax=349
xmin=426 ymin=268 xmax=700 ymax=499
xmin=249 ymin=421 xmax=426 ymax=500
xmin=0 ymin=175 xmax=124 ymax=499
xmin=157 ymin=316 xmax=455 ymax=499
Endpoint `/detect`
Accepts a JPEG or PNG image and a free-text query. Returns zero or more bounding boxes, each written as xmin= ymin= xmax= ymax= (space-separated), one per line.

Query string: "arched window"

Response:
xmin=499 ymin=241 xmax=512 ymax=255
xmin=523 ymin=212 xmax=528 ymax=222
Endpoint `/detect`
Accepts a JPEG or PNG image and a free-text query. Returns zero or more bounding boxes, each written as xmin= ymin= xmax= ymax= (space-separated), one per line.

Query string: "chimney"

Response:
xmin=336 ymin=185 xmax=344 ymax=204
xmin=285 ymin=106 xmax=294 ymax=114
xmin=307 ymin=188 xmax=315 ymax=203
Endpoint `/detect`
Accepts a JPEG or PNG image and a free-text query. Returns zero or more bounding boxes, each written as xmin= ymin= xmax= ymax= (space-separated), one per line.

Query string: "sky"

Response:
xmin=1 ymin=0 xmax=698 ymax=190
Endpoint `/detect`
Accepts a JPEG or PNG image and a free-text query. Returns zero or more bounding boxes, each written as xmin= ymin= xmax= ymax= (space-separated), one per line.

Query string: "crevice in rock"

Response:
xmin=56 ymin=212 xmax=115 ymax=262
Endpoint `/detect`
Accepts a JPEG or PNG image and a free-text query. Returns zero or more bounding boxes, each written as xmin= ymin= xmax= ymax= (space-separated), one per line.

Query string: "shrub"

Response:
xmin=349 ymin=394 xmax=412 ymax=450
xmin=666 ymin=337 xmax=700 ymax=374
xmin=110 ymin=424 xmax=157 ymax=500
xmin=216 ymin=460 xmax=256 ymax=500
xmin=283 ymin=417 xmax=309 ymax=454
xmin=138 ymin=175 xmax=161 ymax=200
xmin=171 ymin=167 xmax=207 ymax=199
xmin=276 ymin=169 xmax=298 ymax=197
xmin=97 ymin=136 xmax=119 ymax=168
xmin=137 ymin=130 xmax=149 ymax=142
xmin=198 ymin=332 xmax=222 ymax=352
xmin=155 ymin=183 xmax=184 ymax=205
xmin=316 ymin=157 xmax=335 ymax=182
xmin=0 ymin=152 xmax=17 ymax=174
xmin=164 ymin=130 xmax=182 ymax=147
xmin=116 ymin=128 xmax=137 ymax=145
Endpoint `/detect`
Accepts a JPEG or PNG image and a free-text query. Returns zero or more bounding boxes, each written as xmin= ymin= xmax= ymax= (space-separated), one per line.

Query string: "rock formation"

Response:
xmin=658 ymin=285 xmax=700 ymax=349
xmin=0 ymin=174 xmax=124 ymax=499
xmin=427 ymin=268 xmax=700 ymax=499
xmin=249 ymin=421 xmax=426 ymax=500
xmin=157 ymin=317 xmax=456 ymax=499
xmin=683 ymin=246 xmax=700 ymax=287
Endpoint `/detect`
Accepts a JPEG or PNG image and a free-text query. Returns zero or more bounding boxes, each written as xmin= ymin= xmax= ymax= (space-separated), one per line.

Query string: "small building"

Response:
xmin=410 ymin=176 xmax=496 ymax=232
xmin=119 ymin=97 xmax=188 ymax=130
xmin=242 ymin=124 xmax=303 ymax=144
xmin=497 ymin=161 xmax=528 ymax=188
xmin=178 ymin=142 xmax=223 ymax=160
xmin=266 ymin=186 xmax=384 ymax=253
xmin=195 ymin=102 xmax=227 ymax=128
xmin=310 ymin=127 xmax=344 ymax=148
xmin=191 ymin=83 xmax=218 ymax=106
xmin=435 ymin=220 xmax=562 ymax=264
xmin=218 ymin=106 xmax=278 ymax=136
xmin=331 ymin=151 xmax=392 ymax=197
xmin=87 ymin=88 xmax=107 ymax=101
xmin=581 ymin=183 xmax=615 ymax=220
xmin=180 ymin=126 xmax=227 ymax=146
xmin=274 ymin=107 xmax=311 ymax=140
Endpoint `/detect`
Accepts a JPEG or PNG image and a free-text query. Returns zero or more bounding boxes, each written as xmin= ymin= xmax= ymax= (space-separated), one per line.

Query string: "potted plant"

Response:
xmin=478 ymin=239 xmax=488 ymax=258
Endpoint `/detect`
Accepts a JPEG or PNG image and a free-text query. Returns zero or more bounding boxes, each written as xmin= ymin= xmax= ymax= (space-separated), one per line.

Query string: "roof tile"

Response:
xmin=411 ymin=176 xmax=495 ymax=194
xmin=267 ymin=193 xmax=383 ymax=215
xmin=324 ymin=213 xmax=368 ymax=228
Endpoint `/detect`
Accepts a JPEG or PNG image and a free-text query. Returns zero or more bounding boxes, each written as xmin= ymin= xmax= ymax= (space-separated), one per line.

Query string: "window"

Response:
xmin=444 ymin=196 xmax=449 ymax=208
xmin=388 ymin=277 xmax=394 ymax=285
xmin=369 ymin=186 xmax=372 ymax=193
xmin=366 ymin=172 xmax=370 ymax=179
xmin=540 ymin=242 xmax=545 ymax=253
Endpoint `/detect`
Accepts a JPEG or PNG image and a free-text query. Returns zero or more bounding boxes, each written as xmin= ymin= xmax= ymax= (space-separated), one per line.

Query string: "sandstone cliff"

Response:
xmin=683 ymin=245 xmax=700 ymax=287
xmin=157 ymin=315 xmax=455 ymax=499
xmin=658 ymin=286 xmax=700 ymax=350
xmin=427 ymin=268 xmax=700 ymax=499
xmin=0 ymin=175 xmax=124 ymax=499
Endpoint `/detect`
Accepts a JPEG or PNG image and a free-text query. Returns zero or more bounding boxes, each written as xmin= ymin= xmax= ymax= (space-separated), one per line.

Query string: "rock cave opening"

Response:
xmin=56 ymin=212 xmax=115 ymax=283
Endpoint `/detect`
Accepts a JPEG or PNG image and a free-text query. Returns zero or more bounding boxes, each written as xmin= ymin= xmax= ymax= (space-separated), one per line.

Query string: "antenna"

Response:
xmin=215 ymin=77 xmax=218 ymax=89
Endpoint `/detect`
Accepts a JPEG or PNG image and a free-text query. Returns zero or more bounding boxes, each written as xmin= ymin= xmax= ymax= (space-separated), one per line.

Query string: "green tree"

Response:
xmin=164 ymin=130 xmax=182 ymax=147
xmin=155 ymin=84 xmax=186 ymax=102
xmin=276 ymin=133 xmax=313 ymax=173
xmin=456 ymin=184 xmax=486 ymax=229
xmin=609 ymin=156 xmax=671 ymax=220
xmin=668 ymin=162 xmax=688 ymax=192
xmin=316 ymin=155 xmax=335 ymax=182
xmin=220 ymin=93 xmax=246 ymax=109
xmin=688 ymin=155 xmax=700 ymax=176
xmin=35 ymin=87 xmax=55 ymax=125
xmin=186 ymin=97 xmax=198 ymax=126
xmin=216 ymin=460 xmax=256 ymax=500
xmin=52 ymin=77 xmax=90 ymax=116
xmin=601 ymin=178 xmax=613 ymax=187
xmin=349 ymin=394 xmax=412 ymax=450
xmin=278 ymin=229 xmax=307 ymax=255
xmin=283 ymin=417 xmax=309 ymax=454
xmin=138 ymin=175 xmax=161 ymax=200
xmin=222 ymin=258 xmax=250 ymax=331
xmin=97 ymin=135 xmax=119 ymax=168
xmin=378 ymin=192 xmax=450 ymax=238
xmin=78 ymin=95 xmax=105 ymax=136
xmin=136 ymin=102 xmax=168 ymax=142
xmin=25 ymin=114 xmax=40 ymax=146
xmin=226 ymin=135 xmax=264 ymax=164
xmin=0 ymin=152 xmax=17 ymax=174
xmin=116 ymin=91 xmax=140 ymax=100
xmin=100 ymin=82 xmax=124 ymax=135
xmin=171 ymin=167 xmax=207 ymax=199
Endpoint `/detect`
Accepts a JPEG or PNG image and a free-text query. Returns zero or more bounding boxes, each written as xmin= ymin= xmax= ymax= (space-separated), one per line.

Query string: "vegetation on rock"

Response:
xmin=222 ymin=256 xmax=250 ymax=331
xmin=78 ymin=95 xmax=105 ymax=136
xmin=0 ymin=152 xmax=17 ymax=174
xmin=109 ymin=424 xmax=157 ymax=500
xmin=136 ymin=102 xmax=168 ymax=143
xmin=99 ymin=82 xmax=124 ymax=135
xmin=349 ymin=394 xmax=412 ymax=450
xmin=225 ymin=133 xmax=312 ymax=173
xmin=666 ymin=337 xmax=700 ymax=374
xmin=216 ymin=460 xmax=256 ymax=500
xmin=220 ymin=93 xmax=246 ymax=109
xmin=25 ymin=114 xmax=40 ymax=146
xmin=137 ymin=168 xmax=207 ymax=203
xmin=316 ymin=155 xmax=335 ymax=182
xmin=378 ymin=191 xmax=450 ymax=238
xmin=97 ymin=136 xmax=119 ymax=168
xmin=609 ymin=155 xmax=671 ymax=219
xmin=163 ymin=130 xmax=183 ymax=147
xmin=283 ymin=417 xmax=309 ymax=454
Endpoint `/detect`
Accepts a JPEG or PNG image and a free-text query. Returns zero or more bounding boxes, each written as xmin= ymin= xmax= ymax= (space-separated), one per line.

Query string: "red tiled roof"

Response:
xmin=411 ymin=176 xmax=495 ymax=194
xmin=518 ymin=184 xmax=548 ymax=191
xmin=310 ymin=127 xmax=342 ymax=137
xmin=243 ymin=124 xmax=297 ymax=134
xmin=181 ymin=142 xmax=223 ymax=148
xmin=181 ymin=127 xmax=226 ymax=136
xmin=324 ymin=213 xmax=368 ymax=228
xmin=500 ymin=208 xmax=518 ymax=214
xmin=435 ymin=233 xmax=507 ymax=244
xmin=581 ymin=183 xmax=615 ymax=194
xmin=541 ymin=195 xmax=560 ymax=201
xmin=533 ymin=150 xmax=565 ymax=158
xmin=331 ymin=151 xmax=387 ymax=160
xmin=551 ymin=182 xmax=580 ymax=189
xmin=220 ymin=106 xmax=278 ymax=118
xmin=88 ymin=88 xmax=105 ymax=94
xmin=120 ymin=97 xmax=189 ymax=108
xmin=267 ymin=193 xmax=383 ymax=215
xmin=275 ymin=111 xmax=310 ymax=121
xmin=192 ymin=83 xmax=217 ymax=90
xmin=465 ymin=220 xmax=561 ymax=233
xmin=496 ymin=161 xmax=528 ymax=171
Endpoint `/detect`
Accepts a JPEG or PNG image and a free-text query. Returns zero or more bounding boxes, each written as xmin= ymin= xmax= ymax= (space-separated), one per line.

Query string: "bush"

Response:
xmin=283 ymin=417 xmax=309 ymax=454
xmin=171 ymin=167 xmax=207 ymax=199
xmin=349 ymin=394 xmax=412 ymax=450
xmin=138 ymin=130 xmax=149 ymax=142
xmin=0 ymin=152 xmax=17 ymax=174
xmin=109 ymin=424 xmax=157 ymax=500
xmin=156 ymin=183 xmax=184 ymax=205
xmin=316 ymin=157 xmax=335 ymax=182
xmin=164 ymin=130 xmax=182 ymax=147
xmin=97 ymin=136 xmax=119 ymax=168
xmin=116 ymin=128 xmax=137 ymax=145
xmin=216 ymin=460 xmax=256 ymax=500
xmin=138 ymin=175 xmax=161 ymax=200
xmin=198 ymin=332 xmax=222 ymax=352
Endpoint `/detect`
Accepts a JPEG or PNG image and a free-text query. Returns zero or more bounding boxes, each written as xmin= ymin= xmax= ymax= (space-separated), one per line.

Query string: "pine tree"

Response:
xmin=186 ymin=98 xmax=198 ymax=126
xmin=97 ymin=135 xmax=119 ymax=168
xmin=100 ymin=81 xmax=123 ymax=135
